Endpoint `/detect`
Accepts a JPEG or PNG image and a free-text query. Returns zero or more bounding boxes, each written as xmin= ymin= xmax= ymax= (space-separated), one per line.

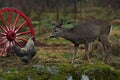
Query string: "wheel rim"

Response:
xmin=0 ymin=8 xmax=35 ymax=56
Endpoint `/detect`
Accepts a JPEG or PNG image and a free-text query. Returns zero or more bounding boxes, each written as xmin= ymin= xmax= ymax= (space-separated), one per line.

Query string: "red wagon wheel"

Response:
xmin=0 ymin=8 xmax=34 ymax=56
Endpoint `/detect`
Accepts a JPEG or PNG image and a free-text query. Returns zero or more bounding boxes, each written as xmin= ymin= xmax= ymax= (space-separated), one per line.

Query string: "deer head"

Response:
xmin=50 ymin=19 xmax=66 ymax=38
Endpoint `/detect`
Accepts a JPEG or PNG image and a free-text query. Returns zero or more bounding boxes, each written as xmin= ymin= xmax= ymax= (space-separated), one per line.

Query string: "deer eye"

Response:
xmin=54 ymin=29 xmax=58 ymax=32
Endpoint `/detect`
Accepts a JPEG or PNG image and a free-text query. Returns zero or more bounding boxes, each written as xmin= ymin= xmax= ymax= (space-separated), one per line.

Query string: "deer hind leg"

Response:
xmin=99 ymin=36 xmax=111 ymax=63
xmin=103 ymin=41 xmax=111 ymax=63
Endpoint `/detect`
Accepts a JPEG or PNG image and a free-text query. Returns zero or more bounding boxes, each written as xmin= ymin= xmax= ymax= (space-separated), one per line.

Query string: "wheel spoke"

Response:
xmin=0 ymin=32 xmax=6 ymax=35
xmin=16 ymin=30 xmax=31 ymax=36
xmin=16 ymin=37 xmax=28 ymax=42
xmin=0 ymin=41 xmax=7 ymax=56
xmin=15 ymin=20 xmax=27 ymax=32
xmin=0 ymin=25 xmax=7 ymax=33
xmin=0 ymin=13 xmax=9 ymax=31
xmin=8 ymin=11 xmax=12 ymax=26
xmin=11 ymin=41 xmax=14 ymax=46
xmin=0 ymin=13 xmax=7 ymax=26
xmin=13 ymin=14 xmax=20 ymax=30
xmin=0 ymin=39 xmax=7 ymax=46
xmin=14 ymin=40 xmax=23 ymax=47
xmin=12 ymin=41 xmax=15 ymax=46
xmin=0 ymin=36 xmax=6 ymax=40
xmin=8 ymin=41 xmax=12 ymax=55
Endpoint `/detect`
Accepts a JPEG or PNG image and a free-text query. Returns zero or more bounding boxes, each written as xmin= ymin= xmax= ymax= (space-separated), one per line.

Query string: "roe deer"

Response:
xmin=50 ymin=19 xmax=111 ymax=63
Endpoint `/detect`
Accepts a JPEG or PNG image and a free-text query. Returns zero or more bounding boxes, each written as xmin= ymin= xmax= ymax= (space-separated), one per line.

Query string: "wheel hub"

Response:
xmin=6 ymin=30 xmax=16 ymax=41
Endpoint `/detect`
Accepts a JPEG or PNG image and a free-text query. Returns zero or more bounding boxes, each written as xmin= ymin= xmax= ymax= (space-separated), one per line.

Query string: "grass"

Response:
xmin=45 ymin=38 xmax=71 ymax=45
xmin=0 ymin=29 xmax=120 ymax=79
xmin=0 ymin=63 xmax=120 ymax=80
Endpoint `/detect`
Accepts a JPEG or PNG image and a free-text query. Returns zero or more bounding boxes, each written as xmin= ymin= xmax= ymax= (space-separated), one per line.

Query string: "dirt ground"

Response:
xmin=0 ymin=43 xmax=72 ymax=69
xmin=0 ymin=42 xmax=120 ymax=70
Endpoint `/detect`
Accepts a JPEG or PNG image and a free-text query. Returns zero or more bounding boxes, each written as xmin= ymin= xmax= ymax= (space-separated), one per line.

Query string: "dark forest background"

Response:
xmin=0 ymin=0 xmax=120 ymax=35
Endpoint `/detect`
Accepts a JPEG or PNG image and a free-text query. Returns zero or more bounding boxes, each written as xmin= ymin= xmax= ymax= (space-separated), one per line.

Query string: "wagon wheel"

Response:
xmin=0 ymin=8 xmax=34 ymax=56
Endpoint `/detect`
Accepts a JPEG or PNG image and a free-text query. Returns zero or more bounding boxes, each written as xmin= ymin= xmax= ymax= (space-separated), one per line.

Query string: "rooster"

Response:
xmin=12 ymin=37 xmax=37 ymax=64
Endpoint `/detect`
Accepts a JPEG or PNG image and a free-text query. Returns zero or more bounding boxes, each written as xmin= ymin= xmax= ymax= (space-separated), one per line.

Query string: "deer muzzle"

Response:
xmin=50 ymin=33 xmax=55 ymax=38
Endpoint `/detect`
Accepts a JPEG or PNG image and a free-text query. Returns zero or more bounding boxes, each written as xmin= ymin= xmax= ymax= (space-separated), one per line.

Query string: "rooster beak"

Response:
xmin=31 ymin=36 xmax=35 ymax=41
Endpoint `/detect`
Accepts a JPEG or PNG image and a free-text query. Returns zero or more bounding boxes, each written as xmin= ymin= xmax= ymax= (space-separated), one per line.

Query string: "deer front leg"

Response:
xmin=85 ymin=43 xmax=91 ymax=63
xmin=71 ymin=44 xmax=79 ymax=64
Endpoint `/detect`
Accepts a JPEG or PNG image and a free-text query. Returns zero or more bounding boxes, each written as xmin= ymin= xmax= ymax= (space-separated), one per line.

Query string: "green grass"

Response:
xmin=0 ymin=63 xmax=120 ymax=80
xmin=45 ymin=38 xmax=71 ymax=45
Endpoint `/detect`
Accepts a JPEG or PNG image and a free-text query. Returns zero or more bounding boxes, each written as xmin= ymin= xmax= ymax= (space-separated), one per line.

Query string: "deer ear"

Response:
xmin=60 ymin=19 xmax=66 ymax=25
xmin=55 ymin=19 xmax=66 ymax=28
xmin=57 ymin=19 xmax=66 ymax=27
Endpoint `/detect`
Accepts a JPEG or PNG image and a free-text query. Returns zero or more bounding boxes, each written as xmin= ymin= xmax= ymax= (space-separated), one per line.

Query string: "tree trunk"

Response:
xmin=73 ymin=0 xmax=77 ymax=22
xmin=55 ymin=0 xmax=59 ymax=21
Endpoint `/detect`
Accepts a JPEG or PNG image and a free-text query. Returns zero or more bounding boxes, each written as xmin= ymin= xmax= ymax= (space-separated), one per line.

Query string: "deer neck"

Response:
xmin=62 ymin=29 xmax=73 ymax=40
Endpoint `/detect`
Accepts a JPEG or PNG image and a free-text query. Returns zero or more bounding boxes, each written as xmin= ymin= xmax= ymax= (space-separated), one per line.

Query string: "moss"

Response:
xmin=74 ymin=63 xmax=120 ymax=80
xmin=0 ymin=63 xmax=120 ymax=80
